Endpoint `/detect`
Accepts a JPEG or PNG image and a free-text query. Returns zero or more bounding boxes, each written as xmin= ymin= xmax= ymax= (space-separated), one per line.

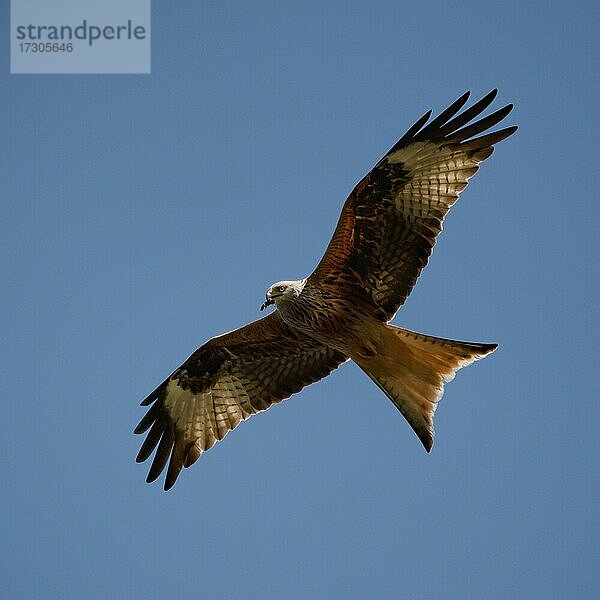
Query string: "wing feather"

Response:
xmin=308 ymin=91 xmax=517 ymax=320
xmin=135 ymin=312 xmax=346 ymax=489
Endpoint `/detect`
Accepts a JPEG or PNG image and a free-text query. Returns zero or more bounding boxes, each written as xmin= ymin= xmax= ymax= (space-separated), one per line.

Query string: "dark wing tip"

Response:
xmin=449 ymin=103 xmax=515 ymax=144
xmin=141 ymin=388 xmax=159 ymax=406
xmin=134 ymin=401 xmax=161 ymax=435
xmin=146 ymin=471 xmax=160 ymax=484
xmin=141 ymin=390 xmax=159 ymax=407
xmin=164 ymin=472 xmax=178 ymax=491
xmin=135 ymin=452 xmax=148 ymax=464
xmin=415 ymin=91 xmax=472 ymax=139
xmin=390 ymin=89 xmax=515 ymax=154
xmin=474 ymin=125 xmax=518 ymax=145
xmin=487 ymin=88 xmax=499 ymax=99
xmin=389 ymin=109 xmax=432 ymax=152
xmin=162 ymin=441 xmax=189 ymax=490
xmin=146 ymin=459 xmax=166 ymax=484
xmin=133 ymin=423 xmax=146 ymax=435
xmin=144 ymin=424 xmax=175 ymax=484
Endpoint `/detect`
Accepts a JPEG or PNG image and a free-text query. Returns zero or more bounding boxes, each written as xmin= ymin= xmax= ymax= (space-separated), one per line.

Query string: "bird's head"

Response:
xmin=260 ymin=279 xmax=306 ymax=311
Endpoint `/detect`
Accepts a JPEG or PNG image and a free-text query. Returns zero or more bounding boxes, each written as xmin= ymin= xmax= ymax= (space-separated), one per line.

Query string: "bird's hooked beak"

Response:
xmin=260 ymin=291 xmax=274 ymax=311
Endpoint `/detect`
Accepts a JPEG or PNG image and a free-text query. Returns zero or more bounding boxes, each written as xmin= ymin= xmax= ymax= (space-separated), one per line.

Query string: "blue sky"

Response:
xmin=2 ymin=2 xmax=598 ymax=599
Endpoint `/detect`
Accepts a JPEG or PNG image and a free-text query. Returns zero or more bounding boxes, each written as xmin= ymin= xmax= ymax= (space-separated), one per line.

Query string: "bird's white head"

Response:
xmin=260 ymin=279 xmax=306 ymax=311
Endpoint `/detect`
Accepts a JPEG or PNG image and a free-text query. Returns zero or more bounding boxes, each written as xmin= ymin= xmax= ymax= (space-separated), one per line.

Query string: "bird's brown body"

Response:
xmin=275 ymin=282 xmax=380 ymax=356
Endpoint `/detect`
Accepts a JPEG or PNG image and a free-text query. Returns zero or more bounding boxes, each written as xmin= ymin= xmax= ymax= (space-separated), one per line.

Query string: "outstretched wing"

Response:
xmin=308 ymin=90 xmax=517 ymax=321
xmin=135 ymin=312 xmax=347 ymax=490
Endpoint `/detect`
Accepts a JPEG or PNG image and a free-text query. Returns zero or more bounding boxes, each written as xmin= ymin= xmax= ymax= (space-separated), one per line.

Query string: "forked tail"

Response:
xmin=354 ymin=325 xmax=497 ymax=451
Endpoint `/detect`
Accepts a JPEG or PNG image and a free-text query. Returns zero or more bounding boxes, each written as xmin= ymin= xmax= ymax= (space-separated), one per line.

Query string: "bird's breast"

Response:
xmin=277 ymin=294 xmax=375 ymax=355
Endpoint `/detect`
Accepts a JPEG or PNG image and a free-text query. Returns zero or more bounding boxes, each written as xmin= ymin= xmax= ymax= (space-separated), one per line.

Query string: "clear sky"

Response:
xmin=2 ymin=2 xmax=598 ymax=599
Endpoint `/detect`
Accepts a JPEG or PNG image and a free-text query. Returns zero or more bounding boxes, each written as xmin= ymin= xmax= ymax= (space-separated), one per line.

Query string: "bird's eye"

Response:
xmin=278 ymin=286 xmax=285 ymax=292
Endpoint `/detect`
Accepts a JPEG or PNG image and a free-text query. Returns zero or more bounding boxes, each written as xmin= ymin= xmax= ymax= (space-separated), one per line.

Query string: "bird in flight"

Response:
xmin=135 ymin=90 xmax=516 ymax=490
